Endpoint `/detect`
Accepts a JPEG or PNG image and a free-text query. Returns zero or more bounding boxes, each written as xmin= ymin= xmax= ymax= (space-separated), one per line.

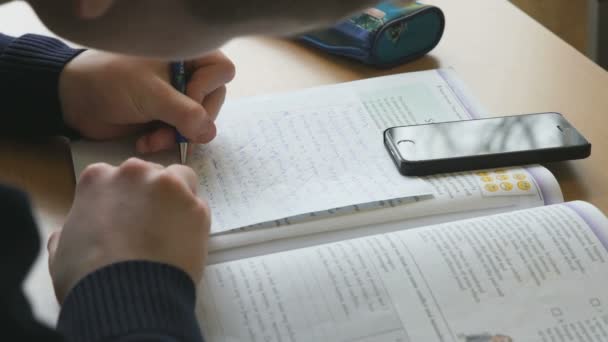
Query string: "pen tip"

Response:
xmin=179 ymin=143 xmax=188 ymax=164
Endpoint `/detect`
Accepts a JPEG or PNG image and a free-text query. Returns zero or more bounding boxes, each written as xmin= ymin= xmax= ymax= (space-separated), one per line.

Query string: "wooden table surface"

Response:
xmin=1 ymin=0 xmax=607 ymax=326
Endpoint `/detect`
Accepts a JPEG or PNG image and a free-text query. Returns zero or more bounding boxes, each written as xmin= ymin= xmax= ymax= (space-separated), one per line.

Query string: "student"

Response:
xmin=2 ymin=0 xmax=382 ymax=341
xmin=1 ymin=32 xmax=234 ymax=341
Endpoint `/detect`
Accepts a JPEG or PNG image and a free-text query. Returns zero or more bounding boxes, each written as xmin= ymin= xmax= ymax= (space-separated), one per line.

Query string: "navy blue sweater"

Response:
xmin=0 ymin=33 xmax=204 ymax=342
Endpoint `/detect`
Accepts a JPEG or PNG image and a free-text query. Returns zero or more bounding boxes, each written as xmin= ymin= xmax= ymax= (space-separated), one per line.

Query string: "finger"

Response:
xmin=117 ymin=158 xmax=165 ymax=183
xmin=198 ymin=121 xmax=216 ymax=144
xmin=147 ymin=162 xmax=165 ymax=170
xmin=202 ymin=86 xmax=227 ymax=122
xmin=185 ymin=50 xmax=235 ymax=72
xmin=146 ymin=79 xmax=216 ymax=143
xmin=186 ymin=62 xmax=235 ymax=104
xmin=136 ymin=126 xmax=177 ymax=154
xmin=165 ymin=164 xmax=199 ymax=195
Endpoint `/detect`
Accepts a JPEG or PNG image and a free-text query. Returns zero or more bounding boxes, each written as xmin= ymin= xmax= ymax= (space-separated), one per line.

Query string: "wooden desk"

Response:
xmin=1 ymin=0 xmax=607 ymax=326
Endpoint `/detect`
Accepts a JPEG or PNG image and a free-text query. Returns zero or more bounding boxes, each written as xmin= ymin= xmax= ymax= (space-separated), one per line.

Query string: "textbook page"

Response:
xmin=207 ymin=164 xmax=563 ymax=263
xmin=71 ymin=69 xmax=480 ymax=234
xmin=198 ymin=201 xmax=608 ymax=341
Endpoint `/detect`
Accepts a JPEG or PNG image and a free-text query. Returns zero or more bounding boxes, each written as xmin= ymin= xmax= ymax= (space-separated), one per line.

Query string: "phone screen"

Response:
xmin=386 ymin=112 xmax=589 ymax=162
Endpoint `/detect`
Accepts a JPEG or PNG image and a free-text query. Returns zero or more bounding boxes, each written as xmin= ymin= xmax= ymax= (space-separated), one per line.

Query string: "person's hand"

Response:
xmin=59 ymin=50 xmax=235 ymax=153
xmin=47 ymin=158 xmax=211 ymax=304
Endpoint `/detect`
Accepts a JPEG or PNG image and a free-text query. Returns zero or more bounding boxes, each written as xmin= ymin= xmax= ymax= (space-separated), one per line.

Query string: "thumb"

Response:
xmin=145 ymin=79 xmax=216 ymax=144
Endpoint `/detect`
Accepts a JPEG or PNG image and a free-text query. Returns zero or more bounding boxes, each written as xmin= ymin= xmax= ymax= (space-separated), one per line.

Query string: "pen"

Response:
xmin=170 ymin=61 xmax=189 ymax=164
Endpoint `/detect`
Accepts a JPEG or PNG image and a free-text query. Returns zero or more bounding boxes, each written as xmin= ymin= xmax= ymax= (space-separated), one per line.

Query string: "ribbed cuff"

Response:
xmin=57 ymin=261 xmax=203 ymax=342
xmin=0 ymin=33 xmax=13 ymax=49
xmin=0 ymin=34 xmax=84 ymax=138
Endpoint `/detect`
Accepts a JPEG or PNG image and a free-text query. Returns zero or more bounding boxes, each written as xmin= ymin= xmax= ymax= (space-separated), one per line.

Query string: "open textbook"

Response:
xmin=72 ymin=68 xmax=564 ymax=262
xmin=198 ymin=201 xmax=608 ymax=341
xmin=69 ymin=68 xmax=608 ymax=340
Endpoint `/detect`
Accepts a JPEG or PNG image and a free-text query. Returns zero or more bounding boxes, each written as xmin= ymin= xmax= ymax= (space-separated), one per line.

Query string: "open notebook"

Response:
xmin=69 ymin=69 xmax=608 ymax=341
xmin=71 ymin=69 xmax=479 ymax=236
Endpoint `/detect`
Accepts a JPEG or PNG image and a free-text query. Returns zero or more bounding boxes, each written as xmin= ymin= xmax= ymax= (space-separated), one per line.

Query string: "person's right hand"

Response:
xmin=47 ymin=158 xmax=211 ymax=304
xmin=59 ymin=50 xmax=235 ymax=154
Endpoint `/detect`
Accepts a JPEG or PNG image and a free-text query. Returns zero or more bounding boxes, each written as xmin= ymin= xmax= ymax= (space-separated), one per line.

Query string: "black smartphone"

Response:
xmin=384 ymin=112 xmax=591 ymax=176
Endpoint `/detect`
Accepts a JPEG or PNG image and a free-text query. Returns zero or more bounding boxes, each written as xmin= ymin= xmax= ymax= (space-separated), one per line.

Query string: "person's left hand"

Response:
xmin=59 ymin=50 xmax=235 ymax=153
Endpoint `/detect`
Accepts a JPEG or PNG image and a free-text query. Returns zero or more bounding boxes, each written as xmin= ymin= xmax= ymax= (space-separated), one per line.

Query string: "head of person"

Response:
xmin=6 ymin=0 xmax=378 ymax=59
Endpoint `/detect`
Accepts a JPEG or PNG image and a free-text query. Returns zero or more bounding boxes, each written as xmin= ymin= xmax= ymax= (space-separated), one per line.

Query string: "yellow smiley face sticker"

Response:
xmin=480 ymin=176 xmax=493 ymax=183
xmin=497 ymin=174 xmax=510 ymax=181
xmin=517 ymin=180 xmax=531 ymax=191
xmin=500 ymin=182 xmax=514 ymax=191
xmin=476 ymin=171 xmax=489 ymax=176
xmin=514 ymin=173 xmax=527 ymax=180
xmin=485 ymin=183 xmax=499 ymax=192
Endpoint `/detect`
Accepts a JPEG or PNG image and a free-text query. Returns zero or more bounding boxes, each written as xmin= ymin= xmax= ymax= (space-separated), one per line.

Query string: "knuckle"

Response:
xmin=171 ymin=164 xmax=198 ymax=192
xmin=151 ymin=77 xmax=174 ymax=98
xmin=192 ymin=200 xmax=211 ymax=232
xmin=193 ymin=199 xmax=210 ymax=217
xmin=118 ymin=158 xmax=150 ymax=177
xmin=182 ymin=101 xmax=204 ymax=119
xmin=215 ymin=85 xmax=227 ymax=99
xmin=180 ymin=165 xmax=197 ymax=181
xmin=79 ymin=163 xmax=111 ymax=185
xmin=155 ymin=171 xmax=183 ymax=190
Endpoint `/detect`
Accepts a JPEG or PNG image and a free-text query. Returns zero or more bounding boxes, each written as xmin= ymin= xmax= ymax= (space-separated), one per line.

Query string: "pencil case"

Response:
xmin=299 ymin=2 xmax=445 ymax=68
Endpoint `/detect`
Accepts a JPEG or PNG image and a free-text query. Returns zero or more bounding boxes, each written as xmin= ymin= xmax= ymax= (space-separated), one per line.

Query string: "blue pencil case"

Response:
xmin=300 ymin=2 xmax=445 ymax=68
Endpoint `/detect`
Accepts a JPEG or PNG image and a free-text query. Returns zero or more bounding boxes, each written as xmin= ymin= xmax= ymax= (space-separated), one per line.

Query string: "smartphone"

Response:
xmin=384 ymin=112 xmax=591 ymax=176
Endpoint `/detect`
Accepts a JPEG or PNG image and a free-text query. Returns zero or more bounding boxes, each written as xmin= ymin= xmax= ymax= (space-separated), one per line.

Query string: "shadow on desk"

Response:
xmin=0 ymin=137 xmax=75 ymax=224
xmin=286 ymin=37 xmax=442 ymax=77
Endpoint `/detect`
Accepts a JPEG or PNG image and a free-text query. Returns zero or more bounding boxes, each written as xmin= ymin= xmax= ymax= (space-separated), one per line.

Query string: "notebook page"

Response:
xmin=198 ymin=201 xmax=608 ymax=341
xmin=71 ymin=69 xmax=477 ymax=234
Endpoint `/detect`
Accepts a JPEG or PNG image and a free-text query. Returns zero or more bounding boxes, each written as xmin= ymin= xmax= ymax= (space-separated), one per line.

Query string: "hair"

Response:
xmin=184 ymin=0 xmax=377 ymax=27
xmin=24 ymin=0 xmax=381 ymax=58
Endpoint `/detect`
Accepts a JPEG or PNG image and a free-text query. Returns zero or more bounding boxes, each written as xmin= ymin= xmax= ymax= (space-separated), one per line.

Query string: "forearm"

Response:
xmin=0 ymin=33 xmax=83 ymax=138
